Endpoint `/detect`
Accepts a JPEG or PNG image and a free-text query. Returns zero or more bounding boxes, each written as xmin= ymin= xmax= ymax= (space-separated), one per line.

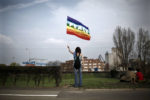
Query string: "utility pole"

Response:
xmin=12 ymin=56 xmax=15 ymax=62
xmin=26 ymin=48 xmax=30 ymax=62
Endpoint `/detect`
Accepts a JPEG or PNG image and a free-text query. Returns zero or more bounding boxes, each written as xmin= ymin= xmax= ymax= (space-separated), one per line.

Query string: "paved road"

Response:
xmin=0 ymin=88 xmax=150 ymax=100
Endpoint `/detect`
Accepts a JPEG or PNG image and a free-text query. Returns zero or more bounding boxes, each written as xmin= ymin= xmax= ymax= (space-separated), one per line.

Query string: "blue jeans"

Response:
xmin=74 ymin=67 xmax=82 ymax=87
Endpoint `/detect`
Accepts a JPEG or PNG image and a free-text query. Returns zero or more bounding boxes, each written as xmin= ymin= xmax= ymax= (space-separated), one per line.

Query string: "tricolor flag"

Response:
xmin=66 ymin=16 xmax=91 ymax=40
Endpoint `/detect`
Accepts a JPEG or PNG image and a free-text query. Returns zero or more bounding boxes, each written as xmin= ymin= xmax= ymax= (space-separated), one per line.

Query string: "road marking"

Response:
xmin=0 ymin=94 xmax=58 ymax=97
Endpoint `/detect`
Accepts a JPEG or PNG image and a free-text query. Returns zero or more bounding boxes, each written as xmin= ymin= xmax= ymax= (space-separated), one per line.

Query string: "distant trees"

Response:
xmin=137 ymin=28 xmax=150 ymax=62
xmin=113 ymin=27 xmax=135 ymax=70
xmin=46 ymin=60 xmax=61 ymax=66
xmin=136 ymin=28 xmax=150 ymax=73
xmin=113 ymin=26 xmax=150 ymax=71
xmin=10 ymin=62 xmax=20 ymax=66
xmin=0 ymin=64 xmax=6 ymax=66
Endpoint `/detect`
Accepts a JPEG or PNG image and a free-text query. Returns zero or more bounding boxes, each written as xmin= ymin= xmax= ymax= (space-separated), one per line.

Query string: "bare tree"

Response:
xmin=136 ymin=28 xmax=150 ymax=73
xmin=113 ymin=26 xmax=135 ymax=70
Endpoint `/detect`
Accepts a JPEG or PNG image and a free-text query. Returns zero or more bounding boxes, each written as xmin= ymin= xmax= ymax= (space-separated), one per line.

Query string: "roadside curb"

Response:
xmin=0 ymin=87 xmax=149 ymax=92
xmin=85 ymin=88 xmax=150 ymax=91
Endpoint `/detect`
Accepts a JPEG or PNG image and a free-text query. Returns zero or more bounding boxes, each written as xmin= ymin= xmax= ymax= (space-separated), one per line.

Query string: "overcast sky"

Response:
xmin=0 ymin=0 xmax=149 ymax=65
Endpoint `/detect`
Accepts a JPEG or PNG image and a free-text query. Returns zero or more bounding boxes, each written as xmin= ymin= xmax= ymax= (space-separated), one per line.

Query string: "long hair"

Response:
xmin=75 ymin=47 xmax=81 ymax=56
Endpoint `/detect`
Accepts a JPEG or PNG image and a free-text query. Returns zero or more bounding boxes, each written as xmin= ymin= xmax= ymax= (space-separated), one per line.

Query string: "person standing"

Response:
xmin=67 ymin=45 xmax=83 ymax=87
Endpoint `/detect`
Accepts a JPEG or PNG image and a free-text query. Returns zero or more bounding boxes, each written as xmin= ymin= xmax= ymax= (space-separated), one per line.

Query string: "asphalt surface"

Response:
xmin=0 ymin=88 xmax=150 ymax=100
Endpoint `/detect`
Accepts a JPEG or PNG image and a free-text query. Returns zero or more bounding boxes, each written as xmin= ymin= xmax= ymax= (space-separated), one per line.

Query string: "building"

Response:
xmin=105 ymin=47 xmax=121 ymax=70
xmin=61 ymin=57 xmax=106 ymax=72
xmin=26 ymin=64 xmax=35 ymax=67
xmin=23 ymin=58 xmax=48 ymax=66
xmin=82 ymin=57 xmax=106 ymax=72
xmin=61 ymin=60 xmax=74 ymax=72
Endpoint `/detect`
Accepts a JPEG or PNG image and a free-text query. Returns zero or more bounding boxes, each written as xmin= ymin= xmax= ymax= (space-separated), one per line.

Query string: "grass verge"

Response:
xmin=0 ymin=73 xmax=150 ymax=89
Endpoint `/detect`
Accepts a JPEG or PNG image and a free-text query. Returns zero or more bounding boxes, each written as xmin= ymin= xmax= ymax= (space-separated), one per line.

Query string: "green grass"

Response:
xmin=0 ymin=74 xmax=56 ymax=88
xmin=60 ymin=73 xmax=150 ymax=89
xmin=0 ymin=73 xmax=150 ymax=89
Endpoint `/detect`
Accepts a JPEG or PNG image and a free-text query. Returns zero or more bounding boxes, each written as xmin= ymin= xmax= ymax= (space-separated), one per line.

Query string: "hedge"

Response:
xmin=0 ymin=66 xmax=62 ymax=87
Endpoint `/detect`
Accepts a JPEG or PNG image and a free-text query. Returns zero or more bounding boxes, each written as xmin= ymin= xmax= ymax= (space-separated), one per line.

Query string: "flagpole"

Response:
xmin=65 ymin=16 xmax=68 ymax=87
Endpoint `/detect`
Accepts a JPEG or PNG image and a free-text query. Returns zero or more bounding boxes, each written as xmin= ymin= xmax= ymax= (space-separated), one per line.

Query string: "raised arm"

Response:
xmin=67 ymin=45 xmax=74 ymax=54
xmin=80 ymin=54 xmax=84 ymax=64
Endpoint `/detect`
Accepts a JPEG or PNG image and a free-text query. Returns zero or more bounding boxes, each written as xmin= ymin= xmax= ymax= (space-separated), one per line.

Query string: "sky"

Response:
xmin=0 ymin=0 xmax=149 ymax=65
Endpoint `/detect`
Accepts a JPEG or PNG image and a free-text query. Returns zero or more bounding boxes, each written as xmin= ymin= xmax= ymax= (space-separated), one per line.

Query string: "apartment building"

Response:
xmin=61 ymin=57 xmax=106 ymax=72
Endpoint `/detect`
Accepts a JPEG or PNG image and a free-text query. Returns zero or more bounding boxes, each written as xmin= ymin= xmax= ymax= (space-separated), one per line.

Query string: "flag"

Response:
xmin=66 ymin=16 xmax=91 ymax=40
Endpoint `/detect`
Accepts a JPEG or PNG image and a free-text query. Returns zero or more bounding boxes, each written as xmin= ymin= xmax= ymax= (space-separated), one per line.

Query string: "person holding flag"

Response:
xmin=66 ymin=16 xmax=90 ymax=87
xmin=67 ymin=45 xmax=83 ymax=87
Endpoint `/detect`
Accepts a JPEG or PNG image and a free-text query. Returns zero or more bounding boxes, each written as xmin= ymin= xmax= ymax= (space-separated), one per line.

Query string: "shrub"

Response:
xmin=110 ymin=69 xmax=119 ymax=78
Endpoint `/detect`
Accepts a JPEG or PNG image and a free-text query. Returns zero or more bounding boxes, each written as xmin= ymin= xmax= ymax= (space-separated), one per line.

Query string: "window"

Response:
xmin=83 ymin=69 xmax=88 ymax=72
xmin=83 ymin=66 xmax=88 ymax=68
xmin=84 ymin=63 xmax=88 ymax=65
xmin=93 ymin=63 xmax=97 ymax=65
